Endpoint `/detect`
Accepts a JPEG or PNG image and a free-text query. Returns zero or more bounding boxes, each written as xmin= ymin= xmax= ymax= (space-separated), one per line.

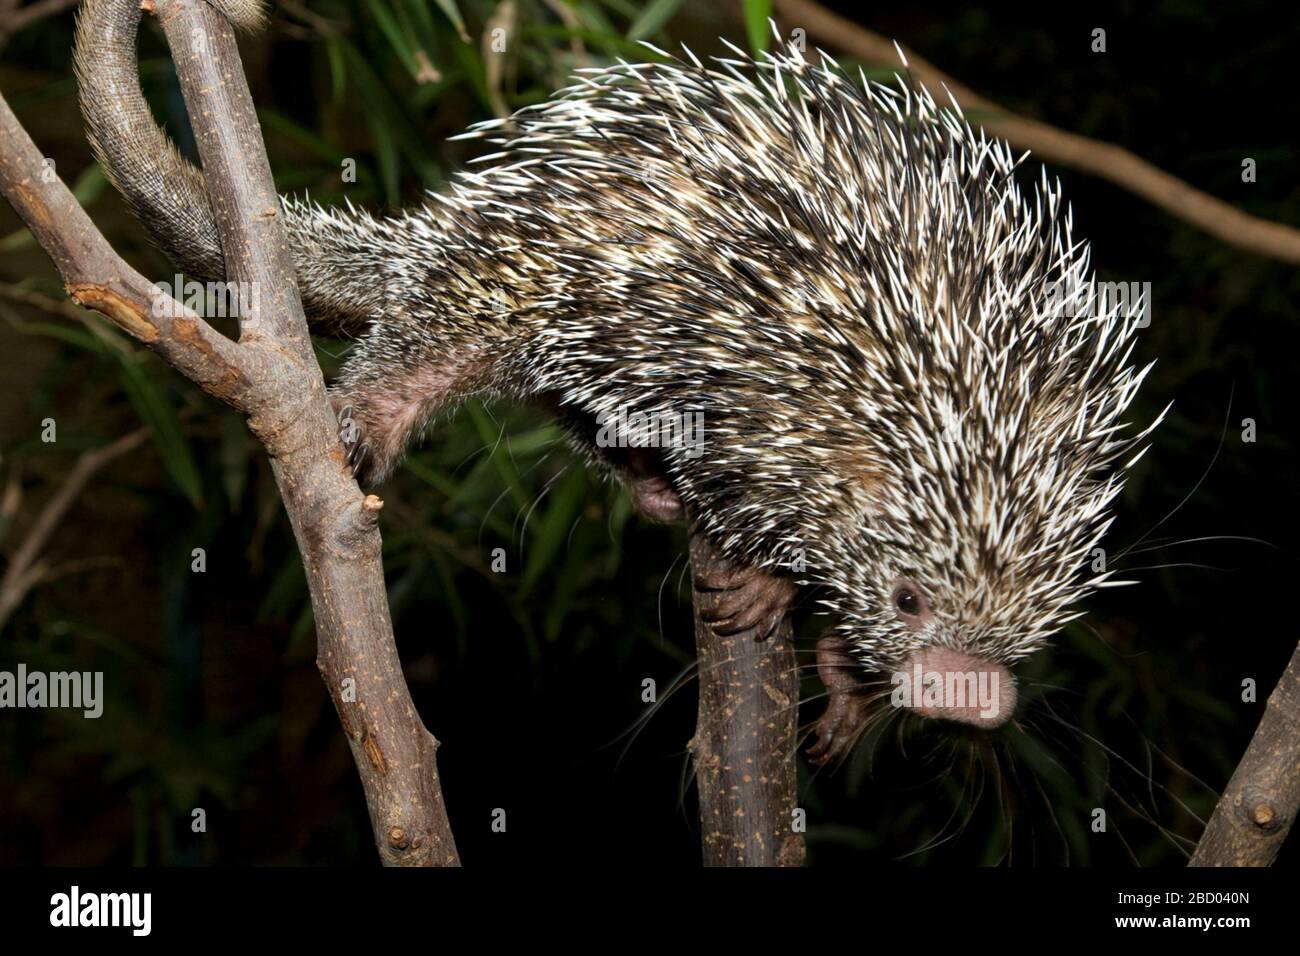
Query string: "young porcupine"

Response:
xmin=75 ymin=0 xmax=1162 ymax=752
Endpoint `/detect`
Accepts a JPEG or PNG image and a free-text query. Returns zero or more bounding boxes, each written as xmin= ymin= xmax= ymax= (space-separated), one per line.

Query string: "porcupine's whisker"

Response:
xmin=1117 ymin=534 xmax=1275 ymax=559
xmin=471 ymin=421 xmax=567 ymax=548
xmin=937 ymin=740 xmax=985 ymax=854
xmin=797 ymin=688 xmax=899 ymax=790
xmin=1019 ymin=712 xmax=1154 ymax=863
xmin=607 ymin=662 xmax=700 ymax=772
xmin=897 ymin=741 xmax=977 ymax=859
xmin=965 ymin=742 xmax=992 ymax=846
xmin=655 ymin=552 xmax=687 ymax=644
xmin=963 ymin=741 xmax=994 ymax=839
xmin=1139 ymin=733 xmax=1218 ymax=801
xmin=614 ymin=656 xmax=851 ymax=777
xmin=1114 ymin=384 xmax=1234 ymax=563
xmin=994 ymin=728 xmax=1070 ymax=866
xmin=1024 ymin=745 xmax=1071 ymax=865
xmin=516 ymin=459 xmax=573 ymax=552
xmin=612 ymin=657 xmax=822 ymax=770
xmin=1111 ymin=561 xmax=1232 ymax=574
xmin=1034 ymin=688 xmax=1213 ymax=814
xmin=1010 ymin=714 xmax=1121 ymax=863
xmin=999 ymin=737 xmax=1033 ymax=866
xmin=992 ymin=739 xmax=1017 ymax=866
xmin=1037 ymin=698 xmax=1208 ymax=830
xmin=1017 ymin=698 xmax=1199 ymax=858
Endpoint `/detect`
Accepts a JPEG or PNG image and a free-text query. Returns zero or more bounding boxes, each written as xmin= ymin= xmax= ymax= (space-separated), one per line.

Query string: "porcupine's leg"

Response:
xmin=329 ymin=317 xmax=505 ymax=485
xmin=806 ymin=633 xmax=872 ymax=765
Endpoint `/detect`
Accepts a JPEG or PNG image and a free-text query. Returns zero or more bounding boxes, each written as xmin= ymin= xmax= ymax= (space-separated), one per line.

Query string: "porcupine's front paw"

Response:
xmin=691 ymin=545 xmax=797 ymax=641
xmin=807 ymin=633 xmax=872 ymax=766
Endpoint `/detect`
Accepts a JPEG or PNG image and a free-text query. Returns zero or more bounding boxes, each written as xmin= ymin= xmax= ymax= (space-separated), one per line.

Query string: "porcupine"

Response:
xmin=75 ymin=0 xmax=1162 ymax=758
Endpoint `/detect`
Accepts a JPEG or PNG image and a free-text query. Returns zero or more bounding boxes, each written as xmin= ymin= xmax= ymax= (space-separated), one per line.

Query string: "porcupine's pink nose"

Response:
xmin=898 ymin=647 xmax=1017 ymax=728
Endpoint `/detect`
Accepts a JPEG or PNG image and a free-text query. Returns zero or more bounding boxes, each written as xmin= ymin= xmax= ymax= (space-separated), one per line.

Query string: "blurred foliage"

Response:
xmin=0 ymin=0 xmax=1297 ymax=866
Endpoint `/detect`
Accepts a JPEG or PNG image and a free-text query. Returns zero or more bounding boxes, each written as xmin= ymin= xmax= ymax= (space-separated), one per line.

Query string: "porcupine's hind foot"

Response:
xmin=807 ymin=633 xmax=873 ymax=766
xmin=333 ymin=401 xmax=372 ymax=480
xmin=690 ymin=539 xmax=797 ymax=641
xmin=328 ymin=322 xmax=497 ymax=486
xmin=329 ymin=377 xmax=456 ymax=487
xmin=622 ymin=446 xmax=684 ymax=523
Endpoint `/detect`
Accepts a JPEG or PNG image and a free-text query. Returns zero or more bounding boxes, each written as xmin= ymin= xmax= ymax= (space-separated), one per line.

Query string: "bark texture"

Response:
xmin=687 ymin=528 xmax=805 ymax=867
xmin=1191 ymin=641 xmax=1300 ymax=866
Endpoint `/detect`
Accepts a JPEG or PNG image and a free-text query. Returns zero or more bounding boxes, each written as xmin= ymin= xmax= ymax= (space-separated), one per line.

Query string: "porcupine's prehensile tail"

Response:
xmin=73 ymin=0 xmax=383 ymax=334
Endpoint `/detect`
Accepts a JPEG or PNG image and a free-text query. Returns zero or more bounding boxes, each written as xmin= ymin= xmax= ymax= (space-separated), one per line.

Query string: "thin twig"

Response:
xmin=0 ymin=0 xmax=80 ymax=52
xmin=0 ymin=427 xmax=149 ymax=631
xmin=769 ymin=0 xmax=1300 ymax=264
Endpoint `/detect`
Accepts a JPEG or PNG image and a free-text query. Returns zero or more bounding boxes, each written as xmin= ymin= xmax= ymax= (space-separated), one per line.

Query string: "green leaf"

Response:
xmin=466 ymin=401 xmax=531 ymax=510
xmin=430 ymin=0 xmax=470 ymax=43
xmin=258 ymin=109 xmax=348 ymax=164
xmin=325 ymin=37 xmax=348 ymax=105
xmin=365 ymin=0 xmax=421 ymax=77
xmin=2 ymin=316 xmax=102 ymax=352
xmin=593 ymin=0 xmax=640 ymax=21
xmin=627 ymin=0 xmax=682 ymax=41
xmin=741 ymin=0 xmax=773 ymax=54
xmin=340 ymin=39 xmax=444 ymax=192
xmin=71 ymin=163 xmax=108 ymax=207
xmin=518 ymin=465 xmax=589 ymax=597
xmin=218 ymin=412 xmax=250 ymax=511
xmin=117 ymin=361 xmax=204 ymax=508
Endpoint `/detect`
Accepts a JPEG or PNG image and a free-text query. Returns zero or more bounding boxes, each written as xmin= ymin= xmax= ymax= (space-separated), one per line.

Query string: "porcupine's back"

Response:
xmin=434 ymin=41 xmax=1158 ymax=635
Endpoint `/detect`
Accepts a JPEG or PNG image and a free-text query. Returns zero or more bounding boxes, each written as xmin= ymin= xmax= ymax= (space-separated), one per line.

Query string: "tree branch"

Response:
xmin=769 ymin=0 xmax=1300 ymax=265
xmin=687 ymin=527 xmax=804 ymax=867
xmin=1191 ymin=640 xmax=1300 ymax=866
xmin=0 ymin=100 xmax=248 ymax=403
xmin=0 ymin=0 xmax=459 ymax=865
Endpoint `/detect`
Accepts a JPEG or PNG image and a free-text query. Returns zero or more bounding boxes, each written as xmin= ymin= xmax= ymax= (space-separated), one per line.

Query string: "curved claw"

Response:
xmin=334 ymin=401 xmax=372 ymax=480
xmin=347 ymin=441 xmax=371 ymax=478
xmin=692 ymin=548 xmax=796 ymax=642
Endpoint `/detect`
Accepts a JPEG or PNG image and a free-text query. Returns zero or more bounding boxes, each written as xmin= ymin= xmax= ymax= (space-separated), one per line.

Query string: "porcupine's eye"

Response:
xmin=891 ymin=581 xmax=929 ymax=622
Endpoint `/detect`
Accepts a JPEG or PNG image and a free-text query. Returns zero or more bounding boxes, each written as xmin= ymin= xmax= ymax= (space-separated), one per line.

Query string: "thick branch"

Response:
xmin=153 ymin=0 xmax=457 ymax=865
xmin=0 ymin=1 xmax=459 ymax=865
xmin=687 ymin=527 xmax=804 ymax=867
xmin=770 ymin=0 xmax=1300 ymax=265
xmin=1190 ymin=641 xmax=1300 ymax=866
xmin=0 ymin=97 xmax=247 ymax=404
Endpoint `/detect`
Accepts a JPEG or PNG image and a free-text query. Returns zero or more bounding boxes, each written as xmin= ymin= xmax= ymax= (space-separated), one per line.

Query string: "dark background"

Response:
xmin=0 ymin=0 xmax=1296 ymax=866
